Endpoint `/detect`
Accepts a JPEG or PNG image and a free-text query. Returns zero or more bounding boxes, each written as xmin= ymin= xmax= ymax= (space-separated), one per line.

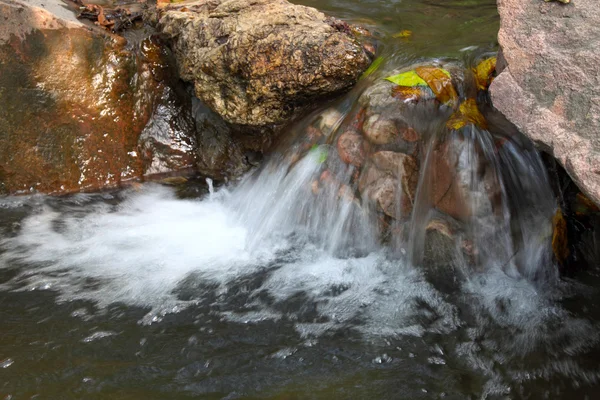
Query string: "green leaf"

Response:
xmin=318 ymin=151 xmax=328 ymax=164
xmin=360 ymin=56 xmax=384 ymax=79
xmin=385 ymin=70 xmax=427 ymax=87
xmin=310 ymin=145 xmax=328 ymax=164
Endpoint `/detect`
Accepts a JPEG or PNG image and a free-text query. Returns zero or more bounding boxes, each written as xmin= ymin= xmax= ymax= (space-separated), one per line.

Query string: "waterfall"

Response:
xmin=0 ymin=56 xmax=561 ymax=329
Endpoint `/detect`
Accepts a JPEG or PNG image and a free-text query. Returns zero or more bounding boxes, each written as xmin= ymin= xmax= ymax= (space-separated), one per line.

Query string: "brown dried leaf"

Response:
xmin=552 ymin=209 xmax=569 ymax=267
xmin=391 ymin=86 xmax=423 ymax=103
xmin=415 ymin=66 xmax=458 ymax=106
xmin=574 ymin=192 xmax=600 ymax=216
xmin=97 ymin=6 xmax=114 ymax=28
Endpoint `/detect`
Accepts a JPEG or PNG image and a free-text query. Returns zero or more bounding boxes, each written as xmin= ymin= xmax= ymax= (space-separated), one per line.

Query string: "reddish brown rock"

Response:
xmin=490 ymin=0 xmax=600 ymax=206
xmin=428 ymin=137 xmax=499 ymax=221
xmin=337 ymin=131 xmax=365 ymax=167
xmin=358 ymin=151 xmax=418 ymax=218
xmin=402 ymin=127 xmax=420 ymax=143
xmin=429 ymin=141 xmax=472 ymax=221
xmin=0 ymin=0 xmax=196 ymax=195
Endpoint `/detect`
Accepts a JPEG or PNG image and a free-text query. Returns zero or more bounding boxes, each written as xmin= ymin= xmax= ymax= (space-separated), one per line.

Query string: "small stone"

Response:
xmin=362 ymin=115 xmax=399 ymax=145
xmin=402 ymin=127 xmax=420 ymax=142
xmin=337 ymin=131 xmax=365 ymax=167
xmin=311 ymin=180 xmax=320 ymax=195
xmin=317 ymin=109 xmax=345 ymax=135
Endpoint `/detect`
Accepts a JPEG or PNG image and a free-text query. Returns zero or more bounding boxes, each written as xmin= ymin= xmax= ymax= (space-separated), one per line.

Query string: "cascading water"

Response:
xmin=1 ymin=20 xmax=600 ymax=400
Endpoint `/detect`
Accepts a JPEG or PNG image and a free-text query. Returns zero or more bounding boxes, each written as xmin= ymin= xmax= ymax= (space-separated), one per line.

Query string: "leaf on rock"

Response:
xmin=473 ymin=57 xmax=497 ymax=91
xmin=391 ymin=86 xmax=423 ymax=103
xmin=446 ymin=98 xmax=487 ymax=130
xmin=392 ymin=30 xmax=413 ymax=38
xmin=552 ymin=209 xmax=569 ymax=267
xmin=415 ymin=66 xmax=458 ymax=106
xmin=385 ymin=70 xmax=428 ymax=87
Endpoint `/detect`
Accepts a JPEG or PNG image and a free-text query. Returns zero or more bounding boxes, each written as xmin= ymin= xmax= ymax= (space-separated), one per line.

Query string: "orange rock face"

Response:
xmin=0 ymin=0 xmax=197 ymax=195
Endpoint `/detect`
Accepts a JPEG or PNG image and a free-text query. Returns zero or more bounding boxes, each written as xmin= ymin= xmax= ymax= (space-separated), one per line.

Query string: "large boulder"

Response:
xmin=0 ymin=0 xmax=196 ymax=195
xmin=157 ymin=0 xmax=371 ymax=127
xmin=490 ymin=0 xmax=600 ymax=206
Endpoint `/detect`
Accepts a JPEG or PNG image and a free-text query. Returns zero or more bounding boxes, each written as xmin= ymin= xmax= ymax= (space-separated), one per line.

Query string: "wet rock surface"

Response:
xmin=490 ymin=0 xmax=600 ymax=206
xmin=285 ymin=56 xmax=559 ymax=274
xmin=157 ymin=0 xmax=371 ymax=127
xmin=0 ymin=0 xmax=196 ymax=194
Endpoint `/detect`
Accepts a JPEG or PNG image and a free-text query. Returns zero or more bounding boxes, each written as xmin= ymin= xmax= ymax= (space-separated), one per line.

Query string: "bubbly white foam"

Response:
xmin=0 ymin=186 xmax=274 ymax=315
xmin=0 ymin=182 xmax=595 ymax=357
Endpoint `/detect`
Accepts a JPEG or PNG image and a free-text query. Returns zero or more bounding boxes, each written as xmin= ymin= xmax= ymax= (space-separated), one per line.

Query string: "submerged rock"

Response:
xmin=337 ymin=131 xmax=366 ymax=167
xmin=0 ymin=0 xmax=197 ymax=194
xmin=358 ymin=151 xmax=418 ymax=219
xmin=490 ymin=0 xmax=600 ymax=206
xmin=157 ymin=0 xmax=371 ymax=127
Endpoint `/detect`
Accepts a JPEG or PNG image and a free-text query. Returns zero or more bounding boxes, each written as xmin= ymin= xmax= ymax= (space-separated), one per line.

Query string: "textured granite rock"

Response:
xmin=490 ymin=0 xmax=600 ymax=205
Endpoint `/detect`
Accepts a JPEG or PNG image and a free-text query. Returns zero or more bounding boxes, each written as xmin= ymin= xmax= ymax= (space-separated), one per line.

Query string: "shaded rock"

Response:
xmin=137 ymin=37 xmax=198 ymax=177
xmin=0 ymin=0 xmax=197 ymax=194
xmin=191 ymin=100 xmax=257 ymax=179
xmin=422 ymin=218 xmax=463 ymax=292
xmin=423 ymin=219 xmax=456 ymax=267
xmin=157 ymin=0 xmax=371 ymax=126
xmin=490 ymin=0 xmax=600 ymax=206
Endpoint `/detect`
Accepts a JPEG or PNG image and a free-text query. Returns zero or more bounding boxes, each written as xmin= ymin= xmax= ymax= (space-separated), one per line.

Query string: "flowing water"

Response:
xmin=2 ymin=0 xmax=600 ymax=399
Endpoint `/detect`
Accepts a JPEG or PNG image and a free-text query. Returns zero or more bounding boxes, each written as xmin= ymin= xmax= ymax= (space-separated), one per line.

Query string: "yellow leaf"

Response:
xmin=552 ymin=209 xmax=569 ymax=267
xmin=446 ymin=98 xmax=487 ymax=130
xmin=415 ymin=66 xmax=458 ymax=106
xmin=385 ymin=70 xmax=428 ymax=87
xmin=392 ymin=30 xmax=413 ymax=38
xmin=473 ymin=57 xmax=497 ymax=91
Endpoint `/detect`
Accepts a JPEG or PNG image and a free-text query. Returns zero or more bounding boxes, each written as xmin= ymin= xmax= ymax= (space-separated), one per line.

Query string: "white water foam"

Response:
xmin=0 ymin=172 xmax=595 ymax=352
xmin=0 ymin=182 xmax=450 ymax=337
xmin=0 ymin=186 xmax=274 ymax=317
xmin=1 ymin=179 xmax=600 ymax=391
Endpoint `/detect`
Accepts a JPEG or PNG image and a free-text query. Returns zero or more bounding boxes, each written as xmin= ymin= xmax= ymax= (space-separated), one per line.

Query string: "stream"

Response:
xmin=2 ymin=0 xmax=600 ymax=399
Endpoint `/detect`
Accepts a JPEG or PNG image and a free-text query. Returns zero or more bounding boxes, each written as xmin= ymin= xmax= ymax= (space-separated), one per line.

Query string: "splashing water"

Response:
xmin=1 ymin=54 xmax=599 ymax=398
xmin=0 ymin=56 xmax=562 ymax=330
xmin=206 ymin=177 xmax=214 ymax=198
